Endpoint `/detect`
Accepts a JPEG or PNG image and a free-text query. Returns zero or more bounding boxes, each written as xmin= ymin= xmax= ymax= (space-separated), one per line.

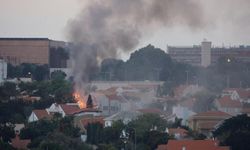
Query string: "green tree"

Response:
xmin=37 ymin=132 xmax=92 ymax=150
xmin=86 ymin=122 xmax=103 ymax=144
xmin=143 ymin=130 xmax=168 ymax=149
xmin=126 ymin=114 xmax=169 ymax=148
xmin=51 ymin=70 xmax=66 ymax=80
xmin=0 ymin=82 xmax=17 ymax=101
xmin=213 ymin=114 xmax=250 ymax=150
xmin=59 ymin=116 xmax=80 ymax=138
xmin=0 ymin=140 xmax=15 ymax=150
xmin=0 ymin=124 xmax=15 ymax=142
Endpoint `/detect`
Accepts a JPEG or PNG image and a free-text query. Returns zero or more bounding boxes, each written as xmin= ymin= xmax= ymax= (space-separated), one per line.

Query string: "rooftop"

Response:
xmin=217 ymin=96 xmax=242 ymax=108
xmin=33 ymin=109 xmax=52 ymax=120
xmin=80 ymin=116 xmax=104 ymax=127
xmin=157 ymin=140 xmax=230 ymax=150
xmin=11 ymin=135 xmax=31 ymax=150
xmin=191 ymin=111 xmax=231 ymax=119
xmin=0 ymin=37 xmax=49 ymax=41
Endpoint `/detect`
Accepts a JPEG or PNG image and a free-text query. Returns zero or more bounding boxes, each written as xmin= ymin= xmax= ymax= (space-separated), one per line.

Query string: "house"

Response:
xmin=188 ymin=111 xmax=231 ymax=136
xmin=28 ymin=103 xmax=102 ymax=122
xmin=222 ymin=88 xmax=250 ymax=103
xmin=11 ymin=135 xmax=31 ymax=150
xmin=98 ymin=93 xmax=129 ymax=116
xmin=46 ymin=103 xmax=81 ymax=117
xmin=104 ymin=111 xmax=142 ymax=127
xmin=28 ymin=109 xmax=52 ymax=122
xmin=157 ymin=139 xmax=230 ymax=150
xmin=166 ymin=128 xmax=188 ymax=139
xmin=214 ymin=95 xmax=242 ymax=115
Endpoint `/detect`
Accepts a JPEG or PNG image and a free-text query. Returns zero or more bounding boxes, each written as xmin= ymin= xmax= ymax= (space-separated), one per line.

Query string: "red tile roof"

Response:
xmin=33 ymin=109 xmax=51 ymax=120
xmin=11 ymin=135 xmax=31 ymax=150
xmin=223 ymin=88 xmax=250 ymax=99
xmin=59 ymin=104 xmax=101 ymax=115
xmin=157 ymin=140 xmax=230 ymax=150
xmin=217 ymin=96 xmax=242 ymax=108
xmin=60 ymin=104 xmax=81 ymax=115
xmin=80 ymin=116 xmax=104 ymax=127
xmin=193 ymin=111 xmax=231 ymax=118
xmin=237 ymin=89 xmax=250 ymax=99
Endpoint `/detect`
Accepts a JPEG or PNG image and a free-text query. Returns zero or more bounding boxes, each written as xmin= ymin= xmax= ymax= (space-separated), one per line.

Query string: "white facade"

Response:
xmin=0 ymin=59 xmax=7 ymax=83
xmin=28 ymin=112 xmax=39 ymax=123
xmin=201 ymin=40 xmax=212 ymax=67
xmin=46 ymin=103 xmax=65 ymax=116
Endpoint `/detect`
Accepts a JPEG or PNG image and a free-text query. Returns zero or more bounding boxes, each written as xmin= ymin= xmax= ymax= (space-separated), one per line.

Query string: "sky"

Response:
xmin=1 ymin=0 xmax=250 ymax=53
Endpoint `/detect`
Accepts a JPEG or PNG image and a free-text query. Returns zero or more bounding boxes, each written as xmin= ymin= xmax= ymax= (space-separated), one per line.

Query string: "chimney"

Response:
xmin=182 ymin=146 xmax=186 ymax=150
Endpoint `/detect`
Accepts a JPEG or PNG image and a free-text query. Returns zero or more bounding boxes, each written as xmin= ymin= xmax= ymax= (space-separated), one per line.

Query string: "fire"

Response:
xmin=73 ymin=92 xmax=86 ymax=109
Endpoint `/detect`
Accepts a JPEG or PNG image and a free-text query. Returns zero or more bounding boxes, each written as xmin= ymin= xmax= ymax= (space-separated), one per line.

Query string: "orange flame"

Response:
xmin=73 ymin=92 xmax=86 ymax=109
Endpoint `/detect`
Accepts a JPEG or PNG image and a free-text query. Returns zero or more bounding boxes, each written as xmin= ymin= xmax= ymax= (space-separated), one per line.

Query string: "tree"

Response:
xmin=86 ymin=94 xmax=94 ymax=108
xmin=143 ymin=130 xmax=168 ymax=149
xmin=126 ymin=114 xmax=169 ymax=148
xmin=51 ymin=70 xmax=67 ymax=80
xmin=0 ymin=124 xmax=15 ymax=142
xmin=0 ymin=82 xmax=17 ymax=101
xmin=59 ymin=116 xmax=80 ymax=138
xmin=0 ymin=140 xmax=15 ymax=150
xmin=37 ymin=132 xmax=92 ymax=150
xmin=213 ymin=114 xmax=250 ymax=150
xmin=86 ymin=122 xmax=103 ymax=144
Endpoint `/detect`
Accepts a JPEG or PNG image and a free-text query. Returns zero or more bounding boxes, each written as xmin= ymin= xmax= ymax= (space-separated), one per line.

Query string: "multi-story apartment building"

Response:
xmin=0 ymin=38 xmax=69 ymax=68
xmin=168 ymin=40 xmax=250 ymax=67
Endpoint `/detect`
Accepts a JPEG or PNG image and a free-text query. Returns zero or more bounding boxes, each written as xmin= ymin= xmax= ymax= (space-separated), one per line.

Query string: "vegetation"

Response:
xmin=19 ymin=116 xmax=91 ymax=150
xmin=86 ymin=114 xmax=169 ymax=150
xmin=98 ymin=45 xmax=250 ymax=95
xmin=213 ymin=114 xmax=250 ymax=150
xmin=8 ymin=63 xmax=49 ymax=81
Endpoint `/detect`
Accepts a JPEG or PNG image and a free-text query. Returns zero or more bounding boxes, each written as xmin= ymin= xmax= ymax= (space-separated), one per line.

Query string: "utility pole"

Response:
xmin=154 ymin=68 xmax=161 ymax=81
xmin=227 ymin=75 xmax=230 ymax=88
xmin=185 ymin=71 xmax=189 ymax=85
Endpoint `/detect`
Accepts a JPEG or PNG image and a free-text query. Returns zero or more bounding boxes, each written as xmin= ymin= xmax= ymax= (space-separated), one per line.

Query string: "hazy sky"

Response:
xmin=1 ymin=0 xmax=250 ymax=51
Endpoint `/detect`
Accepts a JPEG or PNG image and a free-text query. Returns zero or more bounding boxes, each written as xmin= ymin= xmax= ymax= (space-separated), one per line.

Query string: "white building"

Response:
xmin=0 ymin=59 xmax=7 ymax=83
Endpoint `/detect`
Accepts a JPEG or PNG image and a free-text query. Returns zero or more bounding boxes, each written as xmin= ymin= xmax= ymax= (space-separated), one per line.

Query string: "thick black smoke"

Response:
xmin=67 ymin=0 xmax=205 ymax=91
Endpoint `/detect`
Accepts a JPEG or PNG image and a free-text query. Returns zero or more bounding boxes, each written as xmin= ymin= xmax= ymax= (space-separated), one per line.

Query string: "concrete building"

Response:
xmin=0 ymin=38 xmax=69 ymax=67
xmin=201 ymin=40 xmax=212 ymax=67
xmin=168 ymin=40 xmax=250 ymax=67
xmin=0 ymin=59 xmax=7 ymax=83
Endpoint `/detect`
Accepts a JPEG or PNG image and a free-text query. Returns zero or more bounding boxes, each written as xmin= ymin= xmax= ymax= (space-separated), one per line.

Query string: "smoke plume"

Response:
xmin=66 ymin=0 xmax=205 ymax=92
